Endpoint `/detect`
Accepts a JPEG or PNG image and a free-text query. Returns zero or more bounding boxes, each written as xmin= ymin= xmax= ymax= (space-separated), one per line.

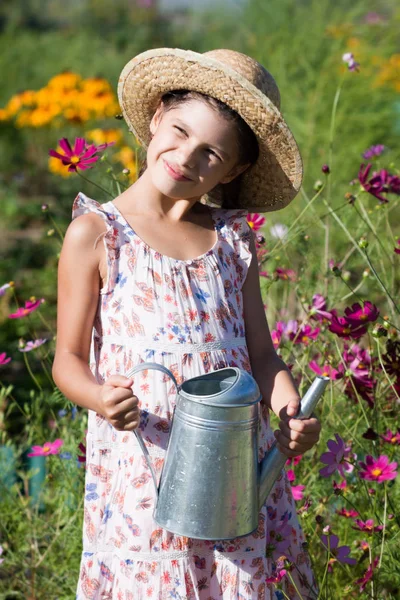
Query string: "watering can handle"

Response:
xmin=125 ymin=362 xmax=180 ymax=500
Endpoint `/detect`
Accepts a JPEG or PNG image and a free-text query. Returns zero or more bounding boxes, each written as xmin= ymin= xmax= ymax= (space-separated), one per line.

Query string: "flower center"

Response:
xmin=371 ymin=468 xmax=382 ymax=477
xmin=70 ymin=155 xmax=80 ymax=164
xmin=43 ymin=445 xmax=51 ymax=453
xmin=248 ymin=221 xmax=254 ymax=229
xmin=343 ymin=327 xmax=351 ymax=334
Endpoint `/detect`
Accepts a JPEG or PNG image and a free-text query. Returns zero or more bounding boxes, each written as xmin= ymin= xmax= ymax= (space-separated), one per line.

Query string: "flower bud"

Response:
xmin=372 ymin=325 xmax=387 ymax=338
xmin=122 ymin=168 xmax=130 ymax=175
xmin=331 ymin=266 xmax=342 ymax=277
xmin=41 ymin=203 xmax=49 ymax=212
xmin=358 ymin=237 xmax=368 ymax=249
xmin=47 ymin=229 xmax=55 ymax=237
xmin=342 ymin=270 xmax=351 ymax=282
xmin=313 ymin=179 xmax=323 ymax=192
xmin=362 ymin=268 xmax=370 ymax=278
xmin=115 ymin=114 xmax=123 ymax=120
xmin=322 ymin=164 xmax=330 ymax=174
xmin=315 ymin=515 xmax=324 ymax=525
xmin=256 ymin=233 xmax=265 ymax=244
xmin=345 ymin=192 xmax=356 ymax=205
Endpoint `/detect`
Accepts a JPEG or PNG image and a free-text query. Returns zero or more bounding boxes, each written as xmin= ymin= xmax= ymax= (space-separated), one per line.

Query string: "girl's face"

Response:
xmin=146 ymin=99 xmax=250 ymax=201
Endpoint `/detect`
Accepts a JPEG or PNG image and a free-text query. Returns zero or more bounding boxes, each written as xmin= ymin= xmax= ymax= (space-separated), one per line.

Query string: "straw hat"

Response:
xmin=118 ymin=47 xmax=303 ymax=213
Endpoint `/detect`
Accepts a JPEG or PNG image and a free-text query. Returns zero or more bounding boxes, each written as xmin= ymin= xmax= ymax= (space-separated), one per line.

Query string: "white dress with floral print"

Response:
xmin=73 ymin=193 xmax=317 ymax=600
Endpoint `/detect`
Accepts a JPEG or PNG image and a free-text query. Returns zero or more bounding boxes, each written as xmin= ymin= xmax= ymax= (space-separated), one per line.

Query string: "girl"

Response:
xmin=53 ymin=48 xmax=321 ymax=599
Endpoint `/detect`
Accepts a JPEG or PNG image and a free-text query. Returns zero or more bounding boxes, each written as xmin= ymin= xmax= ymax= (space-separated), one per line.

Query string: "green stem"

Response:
xmin=77 ymin=171 xmax=114 ymax=198
xmin=363 ymin=250 xmax=400 ymax=317
xmin=378 ymin=483 xmax=387 ymax=568
xmin=48 ymin=214 xmax=65 ymax=242
xmin=23 ymin=352 xmax=42 ymax=392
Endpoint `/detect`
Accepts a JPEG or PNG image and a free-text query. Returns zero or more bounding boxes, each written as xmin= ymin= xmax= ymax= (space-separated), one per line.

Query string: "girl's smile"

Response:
xmin=163 ymin=159 xmax=193 ymax=182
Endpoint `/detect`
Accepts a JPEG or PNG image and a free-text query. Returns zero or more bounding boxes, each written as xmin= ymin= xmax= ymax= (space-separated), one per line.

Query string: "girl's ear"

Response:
xmin=149 ymin=103 xmax=164 ymax=137
xmin=219 ymin=162 xmax=251 ymax=185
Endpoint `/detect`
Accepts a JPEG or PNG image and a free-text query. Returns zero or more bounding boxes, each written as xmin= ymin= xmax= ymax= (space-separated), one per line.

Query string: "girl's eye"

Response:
xmin=173 ymin=126 xmax=186 ymax=134
xmin=207 ymin=149 xmax=220 ymax=159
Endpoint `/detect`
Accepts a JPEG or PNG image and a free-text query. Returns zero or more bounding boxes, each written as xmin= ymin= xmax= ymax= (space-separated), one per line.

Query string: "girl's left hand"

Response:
xmin=274 ymin=397 xmax=321 ymax=457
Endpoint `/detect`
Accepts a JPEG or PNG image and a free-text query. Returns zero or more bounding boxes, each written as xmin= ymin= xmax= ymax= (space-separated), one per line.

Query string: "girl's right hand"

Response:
xmin=97 ymin=375 xmax=140 ymax=431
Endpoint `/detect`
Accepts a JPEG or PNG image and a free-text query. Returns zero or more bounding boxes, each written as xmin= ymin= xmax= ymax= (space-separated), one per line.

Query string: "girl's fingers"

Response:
xmin=278 ymin=421 xmax=320 ymax=443
xmin=285 ymin=417 xmax=321 ymax=433
xmin=104 ymin=375 xmax=133 ymax=388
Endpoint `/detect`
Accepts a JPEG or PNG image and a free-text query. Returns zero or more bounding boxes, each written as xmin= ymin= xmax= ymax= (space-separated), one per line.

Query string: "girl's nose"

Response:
xmin=178 ymin=143 xmax=198 ymax=169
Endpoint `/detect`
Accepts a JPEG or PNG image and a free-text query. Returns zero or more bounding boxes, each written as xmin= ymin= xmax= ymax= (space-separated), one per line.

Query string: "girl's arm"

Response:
xmin=242 ymin=231 xmax=320 ymax=456
xmin=52 ymin=214 xmax=139 ymax=431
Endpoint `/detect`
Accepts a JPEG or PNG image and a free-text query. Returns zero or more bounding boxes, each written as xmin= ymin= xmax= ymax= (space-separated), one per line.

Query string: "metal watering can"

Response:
xmin=127 ymin=362 xmax=329 ymax=540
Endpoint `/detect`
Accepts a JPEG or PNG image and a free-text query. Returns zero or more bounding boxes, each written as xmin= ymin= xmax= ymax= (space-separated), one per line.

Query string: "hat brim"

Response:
xmin=118 ymin=48 xmax=303 ymax=213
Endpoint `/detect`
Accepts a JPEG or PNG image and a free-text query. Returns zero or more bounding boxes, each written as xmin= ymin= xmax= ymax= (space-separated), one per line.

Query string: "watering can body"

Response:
xmin=127 ymin=363 xmax=328 ymax=540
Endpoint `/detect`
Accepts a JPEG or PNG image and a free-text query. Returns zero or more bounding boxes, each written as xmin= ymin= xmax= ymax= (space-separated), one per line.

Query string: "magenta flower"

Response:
xmin=271 ymin=321 xmax=286 ymax=349
xmin=395 ymin=239 xmax=400 ymax=255
xmin=359 ymin=455 xmax=397 ymax=483
xmin=321 ymin=534 xmax=357 ymax=565
xmin=8 ymin=298 xmax=44 ymax=319
xmin=309 ymin=294 xmax=332 ymax=322
xmin=333 ymin=480 xmax=347 ymax=492
xmin=27 ymin=439 xmax=63 ymax=457
xmin=0 ymin=352 xmax=12 ymax=366
xmin=246 ymin=213 xmax=265 ymax=231
xmin=328 ymin=310 xmax=368 ymax=340
xmin=358 ymin=163 xmax=400 ymax=204
xmin=309 ymin=360 xmax=341 ymax=380
xmin=19 ymin=338 xmax=48 ymax=353
xmin=344 ymin=301 xmax=379 ymax=326
xmin=342 ymin=344 xmax=372 ymax=380
xmin=382 ymin=341 xmax=400 ymax=377
xmin=381 ymin=429 xmax=400 ymax=445
xmin=362 ymin=144 xmax=385 ymax=159
xmin=49 ymin=137 xmax=114 ymax=173
xmin=352 ymin=519 xmax=383 ymax=534
xmin=319 ymin=434 xmax=354 ymax=478
xmin=337 ymin=508 xmax=358 ymax=518
xmin=286 ymin=455 xmax=302 ymax=468
xmin=356 ymin=557 xmax=379 ymax=592
xmin=266 ymin=568 xmax=287 ymax=584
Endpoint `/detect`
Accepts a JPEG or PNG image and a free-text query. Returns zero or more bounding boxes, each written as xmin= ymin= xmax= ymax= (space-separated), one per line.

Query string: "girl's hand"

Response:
xmin=97 ymin=375 xmax=140 ymax=431
xmin=274 ymin=397 xmax=321 ymax=457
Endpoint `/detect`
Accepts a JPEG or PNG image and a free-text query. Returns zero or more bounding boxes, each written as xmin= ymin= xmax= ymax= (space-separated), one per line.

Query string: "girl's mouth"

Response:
xmin=163 ymin=160 xmax=192 ymax=182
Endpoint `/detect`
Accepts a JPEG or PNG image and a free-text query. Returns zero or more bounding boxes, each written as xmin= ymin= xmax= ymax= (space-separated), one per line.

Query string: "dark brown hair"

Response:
xmin=137 ymin=90 xmax=259 ymax=206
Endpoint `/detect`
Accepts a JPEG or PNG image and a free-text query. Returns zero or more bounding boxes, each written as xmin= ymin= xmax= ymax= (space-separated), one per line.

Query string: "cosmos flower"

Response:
xmin=8 ymin=298 xmax=44 ymax=319
xmin=246 ymin=213 xmax=265 ymax=231
xmin=344 ymin=301 xmax=379 ymax=326
xmin=319 ymin=434 xmax=354 ymax=478
xmin=19 ymin=338 xmax=47 ymax=353
xmin=352 ymin=519 xmax=383 ymax=534
xmin=356 ymin=558 xmax=379 ymax=592
xmin=270 ymin=223 xmax=288 ymax=240
xmin=337 ymin=508 xmax=358 ymax=518
xmin=342 ymin=52 xmax=360 ymax=72
xmin=358 ymin=455 xmax=397 ymax=483
xmin=309 ymin=361 xmax=341 ymax=380
xmin=309 ymin=294 xmax=332 ymax=322
xmin=0 ymin=352 xmax=12 ymax=366
xmin=362 ymin=144 xmax=385 ymax=159
xmin=27 ymin=439 xmax=64 ymax=457
xmin=49 ymin=137 xmax=114 ymax=172
xmin=320 ymin=534 xmax=357 ymax=565
xmin=358 ymin=163 xmax=400 ymax=204
xmin=381 ymin=429 xmax=400 ymax=445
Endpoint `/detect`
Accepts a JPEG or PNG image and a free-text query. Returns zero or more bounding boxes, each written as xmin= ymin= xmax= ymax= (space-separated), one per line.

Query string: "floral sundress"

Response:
xmin=73 ymin=192 xmax=317 ymax=600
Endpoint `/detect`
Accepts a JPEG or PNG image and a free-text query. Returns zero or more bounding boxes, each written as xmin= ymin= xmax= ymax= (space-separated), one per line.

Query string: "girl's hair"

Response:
xmin=137 ymin=90 xmax=259 ymax=208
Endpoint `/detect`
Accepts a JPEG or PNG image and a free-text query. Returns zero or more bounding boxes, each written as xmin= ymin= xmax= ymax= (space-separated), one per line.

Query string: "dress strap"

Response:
xmin=213 ymin=209 xmax=253 ymax=287
xmin=72 ymin=192 xmax=122 ymax=295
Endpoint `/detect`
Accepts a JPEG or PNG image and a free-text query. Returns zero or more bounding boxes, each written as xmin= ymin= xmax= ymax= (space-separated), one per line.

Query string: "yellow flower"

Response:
xmin=86 ymin=128 xmax=123 ymax=146
xmin=113 ymin=145 xmax=138 ymax=181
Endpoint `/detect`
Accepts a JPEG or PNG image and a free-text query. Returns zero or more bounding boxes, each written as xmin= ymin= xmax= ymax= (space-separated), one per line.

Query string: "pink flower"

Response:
xmin=19 ymin=338 xmax=47 ymax=353
xmin=27 ymin=439 xmax=63 ymax=457
xmin=247 ymin=213 xmax=265 ymax=231
xmin=359 ymin=455 xmax=397 ymax=483
xmin=321 ymin=534 xmax=357 ymax=565
xmin=286 ymin=455 xmax=302 ymax=468
xmin=333 ymin=480 xmax=347 ymax=492
xmin=49 ymin=137 xmax=114 ymax=173
xmin=395 ymin=239 xmax=400 ymax=255
xmin=344 ymin=301 xmax=379 ymax=326
xmin=352 ymin=519 xmax=383 ymax=534
xmin=0 ymin=352 xmax=12 ymax=366
xmin=356 ymin=557 xmax=379 ymax=592
xmin=337 ymin=508 xmax=358 ymax=518
xmin=8 ymin=298 xmax=44 ymax=319
xmin=309 ymin=360 xmax=341 ymax=380
xmin=266 ymin=568 xmax=287 ymax=584
xmin=0 ymin=282 xmax=13 ymax=296
xmin=309 ymin=294 xmax=332 ymax=322
xmin=319 ymin=434 xmax=354 ymax=478
xmin=78 ymin=441 xmax=86 ymax=463
xmin=381 ymin=429 xmax=400 ymax=445
xmin=291 ymin=324 xmax=320 ymax=345
xmin=275 ymin=268 xmax=296 ymax=281
xmin=291 ymin=484 xmax=305 ymax=501
xmin=358 ymin=163 xmax=400 ymax=204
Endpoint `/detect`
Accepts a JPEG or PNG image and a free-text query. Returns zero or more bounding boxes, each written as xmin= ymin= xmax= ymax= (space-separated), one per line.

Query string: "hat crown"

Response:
xmin=203 ymin=49 xmax=281 ymax=110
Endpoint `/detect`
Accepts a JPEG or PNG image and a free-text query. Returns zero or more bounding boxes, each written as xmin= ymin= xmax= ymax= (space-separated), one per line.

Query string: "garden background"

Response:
xmin=0 ymin=0 xmax=400 ymax=598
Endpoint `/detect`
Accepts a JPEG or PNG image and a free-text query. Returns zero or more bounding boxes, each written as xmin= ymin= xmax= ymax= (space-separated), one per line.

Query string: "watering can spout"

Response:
xmin=258 ymin=376 xmax=330 ymax=508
